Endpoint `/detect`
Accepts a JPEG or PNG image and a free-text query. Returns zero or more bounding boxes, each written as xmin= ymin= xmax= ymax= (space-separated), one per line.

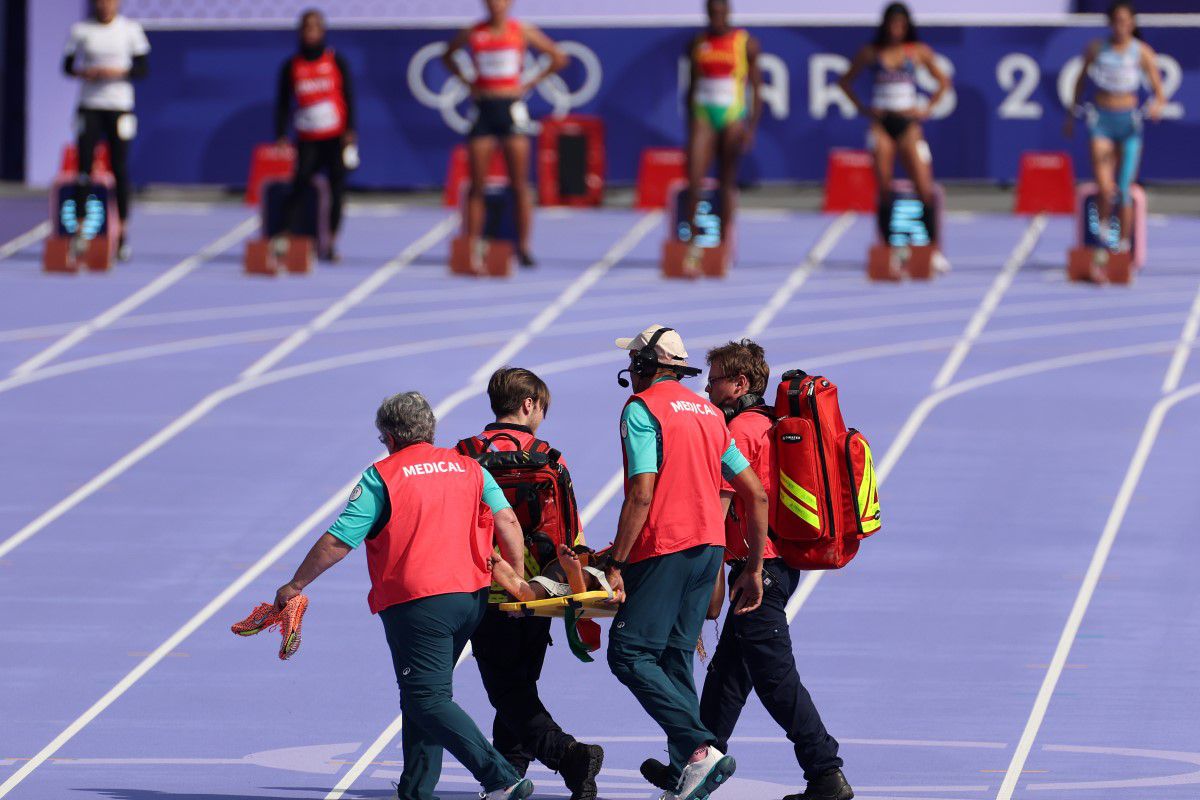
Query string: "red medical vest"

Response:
xmin=722 ymin=407 xmax=779 ymax=562
xmin=367 ymin=443 xmax=493 ymax=613
xmin=290 ymin=49 xmax=347 ymax=141
xmin=622 ymin=379 xmax=729 ymax=564
xmin=469 ymin=19 xmax=524 ymax=93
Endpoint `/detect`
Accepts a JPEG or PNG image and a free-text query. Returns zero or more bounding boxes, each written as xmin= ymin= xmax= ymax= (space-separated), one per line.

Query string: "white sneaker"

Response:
xmin=932 ymin=250 xmax=951 ymax=274
xmin=481 ymin=778 xmax=534 ymax=800
xmin=673 ymin=746 xmax=736 ymax=800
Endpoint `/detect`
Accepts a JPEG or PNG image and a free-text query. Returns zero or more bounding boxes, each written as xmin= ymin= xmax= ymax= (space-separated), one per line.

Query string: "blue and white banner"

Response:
xmin=113 ymin=23 xmax=1200 ymax=187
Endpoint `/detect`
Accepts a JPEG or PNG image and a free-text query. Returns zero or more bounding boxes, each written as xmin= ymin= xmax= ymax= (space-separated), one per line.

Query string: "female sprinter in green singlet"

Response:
xmin=681 ymin=0 xmax=762 ymax=247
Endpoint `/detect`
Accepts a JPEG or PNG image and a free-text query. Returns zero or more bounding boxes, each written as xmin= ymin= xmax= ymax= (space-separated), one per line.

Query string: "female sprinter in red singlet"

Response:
xmin=444 ymin=0 xmax=566 ymax=268
xmin=838 ymin=3 xmax=950 ymax=264
xmin=681 ymin=0 xmax=762 ymax=248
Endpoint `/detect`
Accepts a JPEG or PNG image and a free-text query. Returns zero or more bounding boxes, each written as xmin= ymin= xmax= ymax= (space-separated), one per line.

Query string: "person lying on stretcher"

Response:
xmin=489 ymin=544 xmax=621 ymax=602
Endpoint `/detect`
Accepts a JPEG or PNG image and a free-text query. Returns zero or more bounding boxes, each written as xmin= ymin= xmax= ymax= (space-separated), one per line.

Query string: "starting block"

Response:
xmin=443 ymin=145 xmax=509 ymax=208
xmin=866 ymin=180 xmax=944 ymax=282
xmin=1066 ymin=182 xmax=1145 ymax=285
xmin=538 ymin=114 xmax=605 ymax=207
xmin=635 ymin=147 xmax=687 ymax=210
xmin=245 ymin=143 xmax=295 ymax=207
xmin=823 ymin=149 xmax=878 ymax=213
xmin=1015 ymin=151 xmax=1075 ymax=215
xmin=660 ymin=178 xmax=733 ymax=279
xmin=43 ymin=173 xmax=119 ymax=274
xmin=243 ymin=175 xmax=329 ymax=275
xmin=449 ymin=179 xmax=517 ymax=278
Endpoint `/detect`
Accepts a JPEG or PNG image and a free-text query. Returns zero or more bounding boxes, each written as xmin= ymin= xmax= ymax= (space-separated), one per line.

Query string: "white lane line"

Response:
xmin=1161 ymin=281 xmax=1200 ymax=393
xmin=786 ymin=348 xmax=1175 ymax=621
xmin=932 ymin=214 xmax=1046 ymax=390
xmin=240 ymin=216 xmax=455 ymax=380
xmin=10 ymin=217 xmax=257 ymax=377
xmin=0 ymin=221 xmax=51 ymax=261
xmin=323 ymin=214 xmax=661 ymax=800
xmin=0 ymin=217 xmax=455 ymax=562
xmin=0 ymin=214 xmax=658 ymax=800
xmin=995 ymin=379 xmax=1200 ymax=800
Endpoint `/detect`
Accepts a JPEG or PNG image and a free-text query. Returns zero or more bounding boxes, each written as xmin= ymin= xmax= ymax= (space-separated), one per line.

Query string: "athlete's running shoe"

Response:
xmin=230 ymin=594 xmax=308 ymax=660
xmin=672 ymin=746 xmax=736 ymax=800
xmin=518 ymin=249 xmax=536 ymax=268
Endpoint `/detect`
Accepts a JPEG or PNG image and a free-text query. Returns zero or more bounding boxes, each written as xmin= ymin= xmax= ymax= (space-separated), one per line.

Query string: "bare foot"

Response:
xmin=490 ymin=554 xmax=536 ymax=601
xmin=557 ymin=544 xmax=588 ymax=594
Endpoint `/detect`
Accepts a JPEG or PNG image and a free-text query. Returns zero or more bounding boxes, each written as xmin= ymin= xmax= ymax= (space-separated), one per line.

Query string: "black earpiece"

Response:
xmin=616 ymin=327 xmax=701 ymax=387
xmin=722 ymin=392 xmax=766 ymax=422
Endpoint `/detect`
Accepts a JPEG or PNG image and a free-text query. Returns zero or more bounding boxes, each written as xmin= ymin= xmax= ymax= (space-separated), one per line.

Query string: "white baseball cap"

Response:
xmin=615 ymin=324 xmax=690 ymax=367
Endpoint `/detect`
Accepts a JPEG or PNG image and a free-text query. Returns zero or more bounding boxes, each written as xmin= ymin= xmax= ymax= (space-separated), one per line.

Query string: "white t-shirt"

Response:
xmin=65 ymin=15 xmax=150 ymax=112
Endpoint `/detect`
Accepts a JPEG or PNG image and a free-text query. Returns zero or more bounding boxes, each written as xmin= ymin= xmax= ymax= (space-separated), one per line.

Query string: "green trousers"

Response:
xmin=607 ymin=544 xmax=724 ymax=773
xmin=379 ymin=590 xmax=520 ymax=800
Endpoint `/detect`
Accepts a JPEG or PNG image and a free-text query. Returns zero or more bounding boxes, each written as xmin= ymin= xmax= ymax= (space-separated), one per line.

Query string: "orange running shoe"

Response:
xmin=230 ymin=595 xmax=308 ymax=660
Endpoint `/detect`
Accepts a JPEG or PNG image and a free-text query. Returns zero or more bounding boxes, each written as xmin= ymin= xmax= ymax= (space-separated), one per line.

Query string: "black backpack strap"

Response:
xmin=786 ymin=374 xmax=805 ymax=417
xmin=482 ymin=432 xmax=524 ymax=452
xmin=455 ymin=436 xmax=483 ymax=456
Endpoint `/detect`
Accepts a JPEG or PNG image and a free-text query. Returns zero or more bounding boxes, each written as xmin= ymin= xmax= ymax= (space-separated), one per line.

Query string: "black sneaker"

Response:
xmin=783 ymin=768 xmax=854 ymax=800
xmin=560 ymin=742 xmax=604 ymax=800
xmin=517 ymin=249 xmax=536 ymax=268
xmin=639 ymin=757 xmax=678 ymax=792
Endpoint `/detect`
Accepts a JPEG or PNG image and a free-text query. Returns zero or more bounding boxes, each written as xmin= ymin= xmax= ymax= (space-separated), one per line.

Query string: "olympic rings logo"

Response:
xmin=407 ymin=40 xmax=603 ymax=133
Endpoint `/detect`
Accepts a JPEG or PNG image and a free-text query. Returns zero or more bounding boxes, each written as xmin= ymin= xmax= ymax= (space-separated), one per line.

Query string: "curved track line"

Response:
xmin=786 ymin=339 xmax=1180 ymax=621
xmin=996 ymin=379 xmax=1200 ymax=800
xmin=10 ymin=217 xmax=257 ymax=377
xmin=0 ymin=213 xmax=659 ymax=800
xmin=0 ymin=215 xmax=456 ymax=561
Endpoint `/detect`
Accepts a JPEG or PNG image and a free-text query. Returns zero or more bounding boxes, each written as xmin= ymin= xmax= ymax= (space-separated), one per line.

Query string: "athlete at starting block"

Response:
xmin=1063 ymin=2 xmax=1165 ymax=284
xmin=838 ymin=3 xmax=951 ymax=282
xmin=664 ymin=0 xmax=762 ymax=279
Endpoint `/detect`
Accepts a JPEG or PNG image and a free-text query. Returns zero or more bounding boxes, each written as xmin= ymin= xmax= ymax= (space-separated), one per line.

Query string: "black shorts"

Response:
xmin=468 ymin=97 xmax=526 ymax=139
xmin=879 ymin=111 xmax=913 ymax=142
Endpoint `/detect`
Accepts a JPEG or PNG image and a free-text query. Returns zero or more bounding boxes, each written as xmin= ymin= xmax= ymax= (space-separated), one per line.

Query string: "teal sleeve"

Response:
xmin=622 ymin=400 xmax=661 ymax=478
xmin=327 ymin=466 xmax=388 ymax=549
xmin=720 ymin=439 xmax=752 ymax=482
xmin=481 ymin=471 xmax=512 ymax=514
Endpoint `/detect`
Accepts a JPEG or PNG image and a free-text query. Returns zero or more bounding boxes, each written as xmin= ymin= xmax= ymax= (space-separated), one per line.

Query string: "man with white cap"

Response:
xmin=604 ymin=324 xmax=769 ymax=800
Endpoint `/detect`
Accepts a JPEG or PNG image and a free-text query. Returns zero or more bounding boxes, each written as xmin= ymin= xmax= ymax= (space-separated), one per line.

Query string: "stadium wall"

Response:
xmin=24 ymin=15 xmax=1200 ymax=189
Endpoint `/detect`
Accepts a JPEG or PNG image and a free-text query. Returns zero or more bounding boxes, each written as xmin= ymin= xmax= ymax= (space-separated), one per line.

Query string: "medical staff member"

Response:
xmin=461 ymin=368 xmax=605 ymax=800
xmin=681 ymin=0 xmax=762 ymax=251
xmin=442 ymin=0 xmax=567 ymax=269
xmin=63 ymin=0 xmax=150 ymax=262
xmin=698 ymin=340 xmax=851 ymax=800
xmin=1065 ymin=1 xmax=1166 ymax=256
xmin=273 ymin=392 xmax=535 ymax=800
xmin=605 ymin=325 xmax=769 ymax=800
xmin=275 ymin=9 xmax=356 ymax=263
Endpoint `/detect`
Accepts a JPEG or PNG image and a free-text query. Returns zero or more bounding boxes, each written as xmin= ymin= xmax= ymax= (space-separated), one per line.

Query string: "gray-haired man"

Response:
xmin=274 ymin=391 xmax=535 ymax=800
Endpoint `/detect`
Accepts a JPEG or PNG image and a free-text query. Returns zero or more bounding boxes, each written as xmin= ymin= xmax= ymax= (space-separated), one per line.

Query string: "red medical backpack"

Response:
xmin=770 ymin=370 xmax=881 ymax=569
xmin=455 ymin=432 xmax=582 ymax=570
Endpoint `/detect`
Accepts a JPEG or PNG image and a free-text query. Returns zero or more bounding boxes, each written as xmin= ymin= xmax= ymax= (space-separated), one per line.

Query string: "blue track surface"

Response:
xmin=1 ymin=203 xmax=1198 ymax=800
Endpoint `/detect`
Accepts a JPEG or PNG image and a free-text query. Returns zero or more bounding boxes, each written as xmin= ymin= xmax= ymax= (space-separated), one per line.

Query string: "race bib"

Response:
xmin=509 ymin=100 xmax=531 ymax=129
xmin=294 ymin=100 xmax=340 ymax=133
xmin=694 ymin=77 xmax=736 ymax=107
xmin=476 ymin=49 xmax=521 ymax=80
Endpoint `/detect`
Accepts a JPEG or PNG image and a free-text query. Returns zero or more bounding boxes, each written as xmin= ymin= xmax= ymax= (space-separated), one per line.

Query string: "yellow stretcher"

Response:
xmin=497 ymin=590 xmax=619 ymax=662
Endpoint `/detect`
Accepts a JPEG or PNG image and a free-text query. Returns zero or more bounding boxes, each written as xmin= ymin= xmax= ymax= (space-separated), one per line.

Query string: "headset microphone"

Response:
xmin=616 ymin=368 xmax=632 ymax=388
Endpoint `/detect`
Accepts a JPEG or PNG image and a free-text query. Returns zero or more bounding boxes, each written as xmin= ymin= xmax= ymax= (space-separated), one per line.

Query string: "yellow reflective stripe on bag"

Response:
xmin=855 ymin=439 xmax=881 ymax=534
xmin=778 ymin=470 xmax=820 ymax=530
